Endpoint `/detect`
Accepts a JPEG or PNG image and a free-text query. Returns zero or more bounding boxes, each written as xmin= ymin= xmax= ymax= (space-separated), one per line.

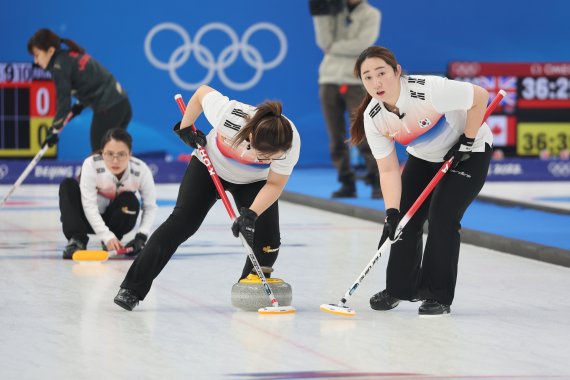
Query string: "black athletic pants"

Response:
xmin=90 ymin=98 xmax=132 ymax=152
xmin=121 ymin=158 xmax=281 ymax=300
xmin=59 ymin=178 xmax=140 ymax=244
xmin=386 ymin=144 xmax=493 ymax=305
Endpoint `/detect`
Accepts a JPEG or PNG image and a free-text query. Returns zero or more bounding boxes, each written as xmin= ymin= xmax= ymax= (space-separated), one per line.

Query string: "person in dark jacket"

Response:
xmin=28 ymin=28 xmax=132 ymax=152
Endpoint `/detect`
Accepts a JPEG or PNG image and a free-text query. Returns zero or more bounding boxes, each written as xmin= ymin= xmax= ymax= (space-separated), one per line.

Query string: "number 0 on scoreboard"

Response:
xmin=0 ymin=62 xmax=56 ymax=158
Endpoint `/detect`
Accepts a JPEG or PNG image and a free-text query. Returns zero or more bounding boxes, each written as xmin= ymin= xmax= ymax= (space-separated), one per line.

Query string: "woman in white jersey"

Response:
xmin=350 ymin=46 xmax=492 ymax=316
xmin=114 ymin=85 xmax=301 ymax=311
xmin=59 ymin=128 xmax=157 ymax=259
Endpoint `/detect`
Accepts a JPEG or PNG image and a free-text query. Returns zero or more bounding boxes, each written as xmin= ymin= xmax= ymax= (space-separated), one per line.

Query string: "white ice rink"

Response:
xmin=1 ymin=184 xmax=569 ymax=380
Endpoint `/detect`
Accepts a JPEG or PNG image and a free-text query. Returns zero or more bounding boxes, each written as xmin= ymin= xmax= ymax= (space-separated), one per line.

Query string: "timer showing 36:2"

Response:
xmin=520 ymin=77 xmax=570 ymax=100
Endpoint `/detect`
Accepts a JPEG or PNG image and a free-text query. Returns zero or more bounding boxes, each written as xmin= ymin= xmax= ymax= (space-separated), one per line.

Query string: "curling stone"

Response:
xmin=231 ymin=273 xmax=293 ymax=311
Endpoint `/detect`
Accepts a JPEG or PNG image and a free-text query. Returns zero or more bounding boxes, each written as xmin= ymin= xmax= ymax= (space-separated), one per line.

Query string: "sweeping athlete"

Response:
xmin=350 ymin=46 xmax=493 ymax=316
xmin=114 ymin=85 xmax=301 ymax=311
xmin=28 ymin=28 xmax=132 ymax=152
xmin=59 ymin=128 xmax=157 ymax=259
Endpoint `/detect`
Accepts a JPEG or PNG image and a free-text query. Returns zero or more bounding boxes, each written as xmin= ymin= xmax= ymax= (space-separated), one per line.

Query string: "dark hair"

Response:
xmin=232 ymin=101 xmax=293 ymax=154
xmin=27 ymin=28 xmax=85 ymax=55
xmin=350 ymin=46 xmax=400 ymax=145
xmin=99 ymin=128 xmax=133 ymax=153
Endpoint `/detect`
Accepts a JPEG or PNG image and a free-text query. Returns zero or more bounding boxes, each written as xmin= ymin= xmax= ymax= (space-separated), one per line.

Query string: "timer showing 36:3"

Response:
xmin=517 ymin=123 xmax=570 ymax=156
xmin=520 ymin=77 xmax=570 ymax=100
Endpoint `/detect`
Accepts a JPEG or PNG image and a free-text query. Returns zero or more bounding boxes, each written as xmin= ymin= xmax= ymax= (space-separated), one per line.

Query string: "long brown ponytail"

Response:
xmin=232 ymin=100 xmax=293 ymax=154
xmin=27 ymin=28 xmax=85 ymax=55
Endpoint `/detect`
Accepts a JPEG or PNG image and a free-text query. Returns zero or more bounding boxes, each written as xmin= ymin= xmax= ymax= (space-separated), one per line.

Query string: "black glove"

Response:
xmin=71 ymin=103 xmax=85 ymax=116
xmin=173 ymin=121 xmax=207 ymax=149
xmin=443 ymin=134 xmax=475 ymax=169
xmin=42 ymin=126 xmax=59 ymax=147
xmin=125 ymin=233 xmax=147 ymax=257
xmin=378 ymin=208 xmax=400 ymax=249
xmin=231 ymin=207 xmax=258 ymax=248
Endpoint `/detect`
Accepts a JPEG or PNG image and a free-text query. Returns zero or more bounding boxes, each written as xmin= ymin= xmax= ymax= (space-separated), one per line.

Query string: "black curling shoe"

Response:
xmin=62 ymin=237 xmax=86 ymax=260
xmin=114 ymin=288 xmax=139 ymax=311
xmin=418 ymin=299 xmax=451 ymax=317
xmin=370 ymin=289 xmax=400 ymax=310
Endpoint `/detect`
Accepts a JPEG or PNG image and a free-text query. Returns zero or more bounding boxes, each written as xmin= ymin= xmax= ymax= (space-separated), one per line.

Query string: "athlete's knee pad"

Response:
xmin=255 ymin=244 xmax=280 ymax=268
xmin=239 ymin=245 xmax=280 ymax=280
xmin=114 ymin=192 xmax=140 ymax=216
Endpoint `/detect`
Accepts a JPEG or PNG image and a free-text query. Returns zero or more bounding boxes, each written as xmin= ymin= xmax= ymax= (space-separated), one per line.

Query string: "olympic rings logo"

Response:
xmin=449 ymin=62 xmax=481 ymax=77
xmin=144 ymin=22 xmax=287 ymax=91
xmin=547 ymin=162 xmax=570 ymax=177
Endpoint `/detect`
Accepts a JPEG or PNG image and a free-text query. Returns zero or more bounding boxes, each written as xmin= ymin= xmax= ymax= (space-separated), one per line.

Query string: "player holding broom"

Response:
xmin=27 ymin=28 xmax=132 ymax=152
xmin=59 ymin=128 xmax=157 ymax=259
xmin=350 ymin=46 xmax=493 ymax=316
xmin=114 ymin=85 xmax=300 ymax=311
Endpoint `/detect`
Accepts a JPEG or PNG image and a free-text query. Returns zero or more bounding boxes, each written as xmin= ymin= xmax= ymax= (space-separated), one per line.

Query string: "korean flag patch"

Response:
xmin=418 ymin=118 xmax=431 ymax=128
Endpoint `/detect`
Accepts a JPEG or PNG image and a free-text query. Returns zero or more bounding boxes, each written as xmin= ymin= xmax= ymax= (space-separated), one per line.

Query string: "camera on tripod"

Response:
xmin=309 ymin=0 xmax=344 ymax=15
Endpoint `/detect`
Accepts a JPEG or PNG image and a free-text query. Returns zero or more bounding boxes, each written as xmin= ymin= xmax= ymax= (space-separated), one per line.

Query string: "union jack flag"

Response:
xmin=472 ymin=76 xmax=517 ymax=113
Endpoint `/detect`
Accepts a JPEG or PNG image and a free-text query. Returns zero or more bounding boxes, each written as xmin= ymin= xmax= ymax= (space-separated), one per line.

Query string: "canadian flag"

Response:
xmin=486 ymin=115 xmax=516 ymax=147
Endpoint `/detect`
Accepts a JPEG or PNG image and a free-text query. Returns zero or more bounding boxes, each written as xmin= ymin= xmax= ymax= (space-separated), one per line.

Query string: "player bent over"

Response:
xmin=114 ymin=85 xmax=301 ymax=311
xmin=59 ymin=128 xmax=157 ymax=259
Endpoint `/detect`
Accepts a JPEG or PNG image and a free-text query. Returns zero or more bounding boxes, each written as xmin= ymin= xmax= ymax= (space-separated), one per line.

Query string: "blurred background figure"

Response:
xmin=28 ymin=28 xmax=132 ymax=152
xmin=311 ymin=0 xmax=382 ymax=198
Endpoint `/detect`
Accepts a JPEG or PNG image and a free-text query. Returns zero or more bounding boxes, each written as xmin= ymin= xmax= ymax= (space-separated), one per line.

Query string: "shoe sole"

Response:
xmin=418 ymin=311 xmax=451 ymax=318
xmin=114 ymin=298 xmax=135 ymax=311
xmin=370 ymin=300 xmax=400 ymax=311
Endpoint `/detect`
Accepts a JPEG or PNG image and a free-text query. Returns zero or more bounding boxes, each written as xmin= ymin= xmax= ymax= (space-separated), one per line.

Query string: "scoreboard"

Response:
xmin=448 ymin=62 xmax=570 ymax=158
xmin=0 ymin=62 xmax=57 ymax=158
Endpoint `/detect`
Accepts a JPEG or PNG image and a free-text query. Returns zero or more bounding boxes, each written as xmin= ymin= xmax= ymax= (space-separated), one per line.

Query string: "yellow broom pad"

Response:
xmin=72 ymin=250 xmax=109 ymax=261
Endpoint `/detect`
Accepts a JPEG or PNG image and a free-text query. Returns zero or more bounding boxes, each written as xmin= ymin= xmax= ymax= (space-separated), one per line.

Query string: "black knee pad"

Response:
xmin=115 ymin=192 xmax=140 ymax=215
xmin=239 ymin=245 xmax=280 ymax=280
xmin=255 ymin=244 xmax=280 ymax=268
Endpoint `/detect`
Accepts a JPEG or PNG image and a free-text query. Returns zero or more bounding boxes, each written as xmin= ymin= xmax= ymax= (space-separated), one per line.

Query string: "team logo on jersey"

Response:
xmin=408 ymin=77 xmax=426 ymax=85
xmin=369 ymin=103 xmax=382 ymax=118
xmin=224 ymin=119 xmax=241 ymax=132
xmin=418 ymin=118 xmax=431 ymax=128
xmin=231 ymin=109 xmax=249 ymax=119
xmin=410 ymin=90 xmax=426 ymax=100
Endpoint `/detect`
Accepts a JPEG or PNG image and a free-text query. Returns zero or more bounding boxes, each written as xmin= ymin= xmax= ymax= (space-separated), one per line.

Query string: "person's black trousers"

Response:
xmin=59 ymin=178 xmax=140 ymax=244
xmin=90 ymin=98 xmax=132 ymax=151
xmin=386 ymin=144 xmax=493 ymax=305
xmin=121 ymin=158 xmax=281 ymax=300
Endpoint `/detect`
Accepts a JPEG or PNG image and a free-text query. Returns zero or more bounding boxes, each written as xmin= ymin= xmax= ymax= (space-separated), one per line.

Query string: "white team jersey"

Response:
xmin=192 ymin=91 xmax=301 ymax=184
xmin=364 ymin=76 xmax=493 ymax=162
xmin=79 ymin=154 xmax=158 ymax=244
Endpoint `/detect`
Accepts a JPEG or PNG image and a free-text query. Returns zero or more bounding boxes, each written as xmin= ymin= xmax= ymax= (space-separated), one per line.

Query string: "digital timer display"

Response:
xmin=448 ymin=62 xmax=570 ymax=157
xmin=518 ymin=123 xmax=570 ymax=156
xmin=520 ymin=77 xmax=570 ymax=103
